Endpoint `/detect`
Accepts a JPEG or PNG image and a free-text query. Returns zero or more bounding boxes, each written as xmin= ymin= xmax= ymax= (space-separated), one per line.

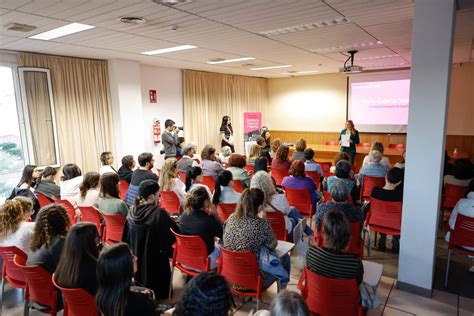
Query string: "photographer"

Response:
xmin=161 ymin=119 xmax=179 ymax=160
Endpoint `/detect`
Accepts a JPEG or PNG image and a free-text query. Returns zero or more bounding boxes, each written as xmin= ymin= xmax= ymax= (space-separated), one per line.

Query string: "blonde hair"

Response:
xmin=159 ymin=158 xmax=178 ymax=191
xmin=295 ymin=138 xmax=307 ymax=152
xmin=0 ymin=200 xmax=29 ymax=241
xmin=249 ymin=144 xmax=261 ymax=160
xmin=270 ymin=138 xmax=281 ymax=153
xmin=250 ymin=171 xmax=277 ymax=204
xmin=13 ymin=196 xmax=34 ymax=214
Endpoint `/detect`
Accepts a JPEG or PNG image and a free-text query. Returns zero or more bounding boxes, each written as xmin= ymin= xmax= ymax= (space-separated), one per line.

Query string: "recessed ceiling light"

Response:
xmin=207 ymin=57 xmax=255 ymax=65
xmin=118 ymin=16 xmax=146 ymax=24
xmin=259 ymin=17 xmax=350 ymax=36
xmin=251 ymin=65 xmax=292 ymax=71
xmin=311 ymin=41 xmax=383 ymax=53
xmin=289 ymin=70 xmax=320 ymax=74
xmin=141 ymin=45 xmax=196 ymax=55
xmin=358 ymin=54 xmax=400 ymax=61
xmin=29 ymin=23 xmax=95 ymax=40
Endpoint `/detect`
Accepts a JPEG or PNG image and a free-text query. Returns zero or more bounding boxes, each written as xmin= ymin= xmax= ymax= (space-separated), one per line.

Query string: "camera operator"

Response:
xmin=161 ymin=119 xmax=179 ymax=160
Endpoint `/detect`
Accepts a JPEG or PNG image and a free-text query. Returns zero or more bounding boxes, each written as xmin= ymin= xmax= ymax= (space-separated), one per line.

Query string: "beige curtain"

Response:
xmin=183 ymin=70 xmax=268 ymax=153
xmin=19 ymin=53 xmax=115 ymax=173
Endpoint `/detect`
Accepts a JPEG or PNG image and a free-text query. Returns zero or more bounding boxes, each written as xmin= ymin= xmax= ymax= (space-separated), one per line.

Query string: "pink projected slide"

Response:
xmin=350 ymin=79 xmax=410 ymax=125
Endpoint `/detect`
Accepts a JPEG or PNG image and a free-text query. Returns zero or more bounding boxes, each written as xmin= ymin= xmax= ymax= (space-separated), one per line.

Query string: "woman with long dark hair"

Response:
xmin=35 ymin=166 xmax=60 ymax=199
xmin=59 ymin=163 xmax=83 ymax=204
xmin=212 ymin=170 xmax=240 ymax=205
xmin=76 ymin=172 xmax=100 ymax=207
xmin=185 ymin=166 xmax=212 ymax=197
xmin=219 ymin=115 xmax=234 ymax=153
xmin=54 ymin=223 xmax=100 ymax=295
xmin=98 ymin=172 xmax=128 ymax=217
xmin=96 ymin=243 xmax=155 ymax=316
xmin=17 ymin=164 xmax=40 ymax=191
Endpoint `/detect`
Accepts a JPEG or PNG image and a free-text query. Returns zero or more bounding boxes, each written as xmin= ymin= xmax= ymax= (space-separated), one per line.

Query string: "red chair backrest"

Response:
xmin=322 ymin=191 xmax=353 ymax=205
xmin=53 ymin=198 xmax=77 ymax=224
xmin=52 ymin=276 xmax=98 ymax=316
xmin=179 ymin=172 xmax=187 ymax=183
xmin=450 ymin=214 xmax=474 ymax=248
xmin=368 ymin=198 xmax=403 ymax=232
xmin=317 ymin=222 xmax=363 ymax=258
xmin=244 ymin=164 xmax=254 ymax=175
xmin=305 ymin=171 xmax=320 ymax=188
xmin=317 ymin=161 xmax=333 ymax=177
xmin=284 ymin=187 xmax=312 ymax=216
xmin=232 ymin=179 xmax=245 ymax=193
xmin=14 ymin=255 xmax=59 ymax=314
xmin=357 ymin=143 xmax=370 ymax=148
xmin=101 ymin=212 xmax=126 ymax=244
xmin=298 ymin=268 xmax=360 ymax=316
xmin=217 ymin=247 xmax=261 ymax=292
xmin=118 ymin=180 xmax=129 ymax=200
xmin=266 ymin=211 xmax=288 ymax=241
xmin=389 ymin=143 xmax=405 ymax=149
xmin=36 ymin=193 xmax=53 ymax=208
xmin=216 ymin=203 xmax=237 ymax=222
xmin=201 ymin=176 xmax=216 ymax=193
xmin=325 ymin=141 xmax=338 ymax=145
xmin=361 ymin=175 xmax=385 ymax=201
xmin=443 ymin=184 xmax=468 ymax=210
xmin=77 ymin=206 xmax=102 ymax=233
xmin=271 ymin=168 xmax=289 ymax=186
xmin=0 ymin=246 xmax=27 ymax=288
xmin=171 ymin=229 xmax=210 ymax=272
xmin=159 ymin=191 xmax=180 ymax=214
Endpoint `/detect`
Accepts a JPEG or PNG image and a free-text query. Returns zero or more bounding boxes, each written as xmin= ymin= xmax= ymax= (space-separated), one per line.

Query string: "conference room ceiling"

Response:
xmin=0 ymin=0 xmax=473 ymax=78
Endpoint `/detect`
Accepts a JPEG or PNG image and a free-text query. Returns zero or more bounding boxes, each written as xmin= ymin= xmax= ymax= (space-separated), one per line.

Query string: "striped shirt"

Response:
xmin=306 ymin=246 xmax=363 ymax=284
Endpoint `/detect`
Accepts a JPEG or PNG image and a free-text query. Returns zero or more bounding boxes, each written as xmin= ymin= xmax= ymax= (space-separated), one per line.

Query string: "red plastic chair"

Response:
xmin=305 ymin=170 xmax=321 ymax=189
xmin=298 ymin=268 xmax=362 ymax=316
xmin=52 ymin=276 xmax=98 ymax=316
xmin=201 ymin=175 xmax=216 ymax=193
xmin=216 ymin=203 xmax=237 ymax=222
xmin=356 ymin=143 xmax=370 ymax=148
xmin=36 ymin=193 xmax=54 ymax=208
xmin=159 ymin=191 xmax=181 ymax=214
xmin=271 ymin=168 xmax=289 ymax=186
xmin=284 ymin=187 xmax=313 ymax=226
xmin=266 ymin=211 xmax=288 ymax=241
xmin=317 ymin=222 xmax=363 ymax=258
xmin=366 ymin=198 xmax=402 ymax=255
xmin=169 ymin=229 xmax=210 ymax=298
xmin=232 ymin=179 xmax=245 ymax=193
xmin=14 ymin=254 xmax=61 ymax=315
xmin=244 ymin=164 xmax=254 ymax=176
xmin=178 ymin=172 xmax=187 ymax=183
xmin=317 ymin=161 xmax=333 ymax=177
xmin=441 ymin=184 xmax=469 ymax=224
xmin=101 ymin=212 xmax=126 ymax=244
xmin=322 ymin=191 xmax=353 ymax=204
xmin=0 ymin=246 xmax=27 ymax=312
xmin=325 ymin=141 xmax=338 ymax=145
xmin=217 ymin=247 xmax=275 ymax=310
xmin=389 ymin=144 xmax=405 ymax=149
xmin=118 ymin=180 xmax=129 ymax=200
xmin=52 ymin=198 xmax=77 ymax=224
xmin=445 ymin=214 xmax=474 ymax=287
xmin=77 ymin=206 xmax=103 ymax=235
xmin=360 ymin=175 xmax=386 ymax=201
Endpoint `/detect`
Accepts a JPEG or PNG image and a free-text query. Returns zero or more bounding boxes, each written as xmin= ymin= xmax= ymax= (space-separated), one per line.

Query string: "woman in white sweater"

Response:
xmin=0 ymin=199 xmax=35 ymax=253
xmin=59 ymin=163 xmax=83 ymax=204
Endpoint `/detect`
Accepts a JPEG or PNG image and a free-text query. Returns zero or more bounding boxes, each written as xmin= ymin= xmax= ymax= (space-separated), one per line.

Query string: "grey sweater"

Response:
xmin=161 ymin=132 xmax=178 ymax=158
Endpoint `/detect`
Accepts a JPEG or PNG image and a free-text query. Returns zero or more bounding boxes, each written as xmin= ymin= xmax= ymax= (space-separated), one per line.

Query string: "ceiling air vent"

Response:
xmin=117 ymin=16 xmax=146 ymax=24
xmin=153 ymin=0 xmax=193 ymax=7
xmin=4 ymin=23 xmax=36 ymax=32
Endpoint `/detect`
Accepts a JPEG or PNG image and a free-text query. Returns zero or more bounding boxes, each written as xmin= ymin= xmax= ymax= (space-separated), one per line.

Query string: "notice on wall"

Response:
xmin=243 ymin=112 xmax=262 ymax=155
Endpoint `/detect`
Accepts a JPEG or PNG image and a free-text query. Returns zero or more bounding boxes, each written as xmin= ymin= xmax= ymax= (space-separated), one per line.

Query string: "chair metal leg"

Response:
xmin=276 ymin=280 xmax=281 ymax=293
xmin=444 ymin=249 xmax=452 ymax=287
xmin=23 ymin=299 xmax=29 ymax=316
xmin=256 ymin=298 xmax=260 ymax=311
xmin=168 ymin=267 xmax=175 ymax=301
xmin=367 ymin=230 xmax=371 ymax=257
xmin=0 ymin=277 xmax=4 ymax=316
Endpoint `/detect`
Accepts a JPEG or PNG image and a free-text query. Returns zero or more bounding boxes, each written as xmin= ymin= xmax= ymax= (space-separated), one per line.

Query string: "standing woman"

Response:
xmin=220 ymin=115 xmax=234 ymax=153
xmin=338 ymin=120 xmax=360 ymax=164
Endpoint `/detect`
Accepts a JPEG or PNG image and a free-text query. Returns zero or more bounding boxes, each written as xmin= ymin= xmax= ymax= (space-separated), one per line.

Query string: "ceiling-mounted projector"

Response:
xmin=339 ymin=50 xmax=363 ymax=73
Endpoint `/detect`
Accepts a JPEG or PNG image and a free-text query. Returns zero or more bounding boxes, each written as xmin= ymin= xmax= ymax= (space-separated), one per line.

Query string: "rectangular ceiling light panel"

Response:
xmin=207 ymin=57 xmax=255 ymax=64
xmin=141 ymin=45 xmax=196 ymax=55
xmin=251 ymin=65 xmax=292 ymax=71
xmin=29 ymin=23 xmax=95 ymax=40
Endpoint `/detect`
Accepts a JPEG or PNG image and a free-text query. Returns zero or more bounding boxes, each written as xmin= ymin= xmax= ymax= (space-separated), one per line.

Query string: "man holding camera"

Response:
xmin=162 ymin=119 xmax=179 ymax=160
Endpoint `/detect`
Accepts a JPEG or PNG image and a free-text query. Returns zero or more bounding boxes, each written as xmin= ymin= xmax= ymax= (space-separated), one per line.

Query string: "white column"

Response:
xmin=397 ymin=0 xmax=456 ymax=296
xmin=108 ymin=59 xmax=146 ymax=160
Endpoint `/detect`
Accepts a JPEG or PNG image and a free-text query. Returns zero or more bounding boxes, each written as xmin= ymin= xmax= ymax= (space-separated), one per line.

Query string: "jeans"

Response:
xmin=287 ymin=207 xmax=314 ymax=236
xmin=262 ymin=253 xmax=291 ymax=289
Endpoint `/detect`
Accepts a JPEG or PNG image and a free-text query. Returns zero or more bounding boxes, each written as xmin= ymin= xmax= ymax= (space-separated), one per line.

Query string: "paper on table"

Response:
xmin=276 ymin=240 xmax=295 ymax=258
xmin=362 ymin=260 xmax=383 ymax=287
xmin=341 ymin=133 xmax=350 ymax=147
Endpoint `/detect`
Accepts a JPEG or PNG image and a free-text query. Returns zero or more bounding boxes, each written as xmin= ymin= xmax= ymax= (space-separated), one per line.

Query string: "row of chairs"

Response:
xmin=324 ymin=141 xmax=405 ymax=149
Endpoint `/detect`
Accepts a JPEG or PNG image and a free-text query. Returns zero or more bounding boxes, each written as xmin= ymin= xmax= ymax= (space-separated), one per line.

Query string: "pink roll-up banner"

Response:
xmin=243 ymin=112 xmax=262 ymax=155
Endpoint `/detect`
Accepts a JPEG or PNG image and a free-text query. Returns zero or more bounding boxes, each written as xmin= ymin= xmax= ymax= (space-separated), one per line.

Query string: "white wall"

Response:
xmin=0 ymin=51 xmax=17 ymax=64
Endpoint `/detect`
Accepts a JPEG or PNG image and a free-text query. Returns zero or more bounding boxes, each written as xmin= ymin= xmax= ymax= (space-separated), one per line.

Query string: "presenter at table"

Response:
xmin=220 ymin=115 xmax=235 ymax=153
xmin=338 ymin=120 xmax=360 ymax=163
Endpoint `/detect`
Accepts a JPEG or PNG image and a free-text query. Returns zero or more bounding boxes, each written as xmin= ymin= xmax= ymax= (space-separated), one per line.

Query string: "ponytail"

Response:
xmin=212 ymin=170 xmax=233 ymax=205
xmin=186 ymin=167 xmax=203 ymax=192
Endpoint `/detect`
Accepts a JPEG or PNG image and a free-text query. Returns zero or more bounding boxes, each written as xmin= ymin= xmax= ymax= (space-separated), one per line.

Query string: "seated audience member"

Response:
xmin=282 ymin=160 xmax=320 ymax=214
xmin=316 ymin=181 xmax=363 ymax=232
xmin=358 ymin=150 xmax=390 ymax=187
xmin=99 ymin=151 xmax=117 ymax=175
xmin=325 ymin=160 xmax=358 ymax=201
xmin=59 ymin=163 xmax=83 ymax=204
xmin=16 ymin=165 xmax=41 ymax=192
xmin=254 ymin=157 xmax=269 ymax=173
xmin=123 ymin=180 xmax=178 ymax=299
xmin=292 ymin=138 xmax=307 ymax=161
xmin=223 ymin=188 xmax=290 ymax=288
xmin=227 ymin=154 xmax=250 ymax=188
xmin=27 ymin=204 xmax=70 ymax=274
xmin=190 ymin=143 xmax=202 ymax=163
xmin=329 ymin=152 xmax=352 ymax=175
xmin=76 ymin=172 xmax=100 ymax=207
xmin=159 ymin=158 xmax=187 ymax=205
xmin=54 ymin=223 xmax=100 ymax=295
xmin=303 ymin=148 xmax=323 ymax=178
xmin=178 ymin=144 xmax=199 ymax=173
xmin=176 ymin=139 xmax=185 ymax=158
xmin=443 ymin=158 xmax=473 ymax=187
xmin=126 ymin=152 xmax=158 ymax=205
xmin=271 ymin=145 xmax=291 ymax=170
xmin=270 ymin=290 xmax=310 ymax=316
xmin=0 ymin=199 xmax=35 ymax=253
xmin=219 ymin=146 xmax=232 ymax=164
xmin=306 ymin=209 xmax=363 ymax=284
xmin=96 ymin=243 xmax=156 ymax=316
xmin=362 ymin=142 xmax=391 ymax=168
xmin=98 ymin=173 xmax=128 ymax=217
xmin=185 ymin=166 xmax=212 ymax=197
xmin=446 ymin=179 xmax=474 ymax=272
xmin=394 ymin=150 xmax=406 ymax=169
xmin=371 ymin=167 xmax=404 ymax=252
xmin=200 ymin=144 xmax=225 ymax=180
xmin=35 ymin=166 xmax=60 ymax=199
xmin=173 ymin=271 xmax=231 ymax=316
xmin=256 ymin=137 xmax=272 ymax=164
xmin=248 ymin=144 xmax=261 ymax=165
xmin=270 ymin=138 xmax=282 ymax=159
xmin=117 ymin=155 xmax=135 ymax=184
xmin=212 ymin=170 xmax=241 ymax=205
xmin=179 ymin=187 xmax=223 ymax=269
xmin=443 ymin=150 xmax=455 ymax=176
